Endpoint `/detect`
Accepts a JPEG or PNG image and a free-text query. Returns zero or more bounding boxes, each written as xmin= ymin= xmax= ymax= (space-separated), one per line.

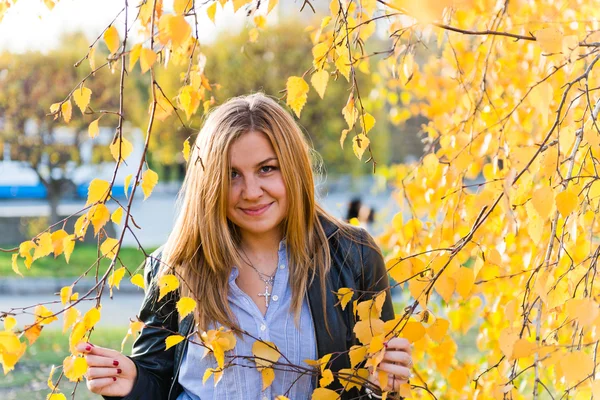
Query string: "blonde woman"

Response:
xmin=77 ymin=93 xmax=413 ymax=399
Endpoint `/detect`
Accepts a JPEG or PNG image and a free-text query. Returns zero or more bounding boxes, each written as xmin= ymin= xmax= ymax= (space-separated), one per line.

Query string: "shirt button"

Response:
xmin=279 ymin=264 xmax=285 ymax=270
xmin=272 ymin=295 xmax=279 ymax=302
xmin=260 ymin=324 xmax=266 ymax=331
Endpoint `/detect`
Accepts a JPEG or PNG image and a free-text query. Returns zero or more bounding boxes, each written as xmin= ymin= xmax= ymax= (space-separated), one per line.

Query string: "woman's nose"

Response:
xmin=242 ymin=176 xmax=263 ymax=199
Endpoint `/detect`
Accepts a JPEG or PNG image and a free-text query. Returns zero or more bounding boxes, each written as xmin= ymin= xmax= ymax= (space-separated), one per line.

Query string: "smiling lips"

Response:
xmin=240 ymin=202 xmax=273 ymax=216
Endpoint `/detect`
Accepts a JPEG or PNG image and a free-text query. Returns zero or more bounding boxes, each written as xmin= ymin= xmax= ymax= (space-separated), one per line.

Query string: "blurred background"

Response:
xmin=0 ymin=1 xmax=426 ymax=398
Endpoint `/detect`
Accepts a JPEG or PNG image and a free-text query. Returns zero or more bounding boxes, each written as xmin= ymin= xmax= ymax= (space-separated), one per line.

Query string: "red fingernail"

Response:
xmin=85 ymin=345 xmax=91 ymax=351
xmin=384 ymin=341 xmax=388 ymax=348
xmin=117 ymin=368 xmax=122 ymax=374
xmin=113 ymin=377 xmax=117 ymax=382
xmin=113 ymin=360 xmax=119 ymax=366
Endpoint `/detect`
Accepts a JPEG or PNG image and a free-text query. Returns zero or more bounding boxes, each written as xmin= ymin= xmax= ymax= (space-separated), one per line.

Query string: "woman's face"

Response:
xmin=227 ymin=131 xmax=288 ymax=241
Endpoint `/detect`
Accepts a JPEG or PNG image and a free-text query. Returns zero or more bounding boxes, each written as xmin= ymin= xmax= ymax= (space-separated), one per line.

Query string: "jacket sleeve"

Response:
xmin=104 ymin=248 xmax=180 ymax=400
xmin=357 ymin=229 xmax=395 ymax=322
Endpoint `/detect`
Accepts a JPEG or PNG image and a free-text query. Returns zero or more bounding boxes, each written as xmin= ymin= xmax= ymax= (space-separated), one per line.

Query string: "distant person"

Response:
xmin=346 ymin=197 xmax=362 ymax=222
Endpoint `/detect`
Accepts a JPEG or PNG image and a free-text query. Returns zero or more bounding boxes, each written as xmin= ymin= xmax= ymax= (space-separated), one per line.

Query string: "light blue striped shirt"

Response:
xmin=177 ymin=241 xmax=317 ymax=400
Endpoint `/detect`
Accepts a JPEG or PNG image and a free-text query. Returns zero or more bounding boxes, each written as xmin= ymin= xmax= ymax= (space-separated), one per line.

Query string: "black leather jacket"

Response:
xmin=108 ymin=218 xmax=394 ymax=400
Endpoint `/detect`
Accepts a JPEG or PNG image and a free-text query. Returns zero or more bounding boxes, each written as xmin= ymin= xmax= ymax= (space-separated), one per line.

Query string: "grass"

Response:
xmin=0 ymin=244 xmax=155 ymax=278
xmin=0 ymin=327 xmax=132 ymax=399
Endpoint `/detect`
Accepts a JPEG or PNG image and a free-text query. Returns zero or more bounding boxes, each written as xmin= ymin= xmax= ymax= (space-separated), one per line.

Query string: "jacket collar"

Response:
xmin=318 ymin=214 xmax=340 ymax=239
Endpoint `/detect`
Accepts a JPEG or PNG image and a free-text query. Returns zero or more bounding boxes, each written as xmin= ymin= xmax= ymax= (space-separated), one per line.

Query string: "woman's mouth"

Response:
xmin=240 ymin=202 xmax=272 ymax=216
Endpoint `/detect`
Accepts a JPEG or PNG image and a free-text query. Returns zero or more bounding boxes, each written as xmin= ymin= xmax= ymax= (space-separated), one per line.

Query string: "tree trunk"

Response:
xmin=47 ymin=184 xmax=61 ymax=226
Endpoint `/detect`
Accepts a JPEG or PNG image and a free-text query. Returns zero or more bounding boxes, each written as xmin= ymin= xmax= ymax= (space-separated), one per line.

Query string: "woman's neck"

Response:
xmin=239 ymin=230 xmax=283 ymax=257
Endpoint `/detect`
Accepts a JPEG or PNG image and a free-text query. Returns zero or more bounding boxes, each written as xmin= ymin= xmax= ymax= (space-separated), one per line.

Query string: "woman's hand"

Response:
xmin=368 ymin=337 xmax=412 ymax=393
xmin=76 ymin=342 xmax=137 ymax=397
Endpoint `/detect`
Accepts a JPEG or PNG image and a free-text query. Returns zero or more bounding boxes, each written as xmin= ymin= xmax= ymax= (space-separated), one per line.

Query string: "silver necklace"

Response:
xmin=239 ymin=248 xmax=276 ymax=308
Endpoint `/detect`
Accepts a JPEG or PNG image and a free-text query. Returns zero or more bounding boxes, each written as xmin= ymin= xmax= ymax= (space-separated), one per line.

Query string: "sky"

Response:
xmin=0 ymin=0 xmax=252 ymax=53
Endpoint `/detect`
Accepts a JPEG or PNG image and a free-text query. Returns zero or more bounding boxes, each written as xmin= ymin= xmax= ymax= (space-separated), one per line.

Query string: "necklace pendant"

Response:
xmin=258 ymin=284 xmax=272 ymax=308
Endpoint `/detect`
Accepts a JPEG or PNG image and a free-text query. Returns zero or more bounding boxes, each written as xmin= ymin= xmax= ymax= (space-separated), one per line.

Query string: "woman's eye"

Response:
xmin=230 ymin=170 xmax=239 ymax=179
xmin=260 ymin=165 xmax=277 ymax=173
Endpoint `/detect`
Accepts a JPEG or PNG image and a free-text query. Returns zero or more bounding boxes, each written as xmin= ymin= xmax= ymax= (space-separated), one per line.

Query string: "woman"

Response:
xmin=77 ymin=93 xmax=412 ymax=399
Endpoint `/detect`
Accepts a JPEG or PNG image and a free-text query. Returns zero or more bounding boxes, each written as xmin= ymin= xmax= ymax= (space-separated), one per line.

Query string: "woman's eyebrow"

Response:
xmin=255 ymin=157 xmax=278 ymax=167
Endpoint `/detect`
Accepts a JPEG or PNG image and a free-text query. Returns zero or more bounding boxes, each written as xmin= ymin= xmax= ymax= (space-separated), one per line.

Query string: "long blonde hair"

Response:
xmin=161 ymin=93 xmax=342 ymax=331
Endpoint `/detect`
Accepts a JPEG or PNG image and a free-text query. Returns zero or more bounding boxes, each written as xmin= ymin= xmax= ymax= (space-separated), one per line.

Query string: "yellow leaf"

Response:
xmin=100 ymin=237 xmax=120 ymax=259
xmin=454 ymin=267 xmax=474 ymax=299
xmin=202 ymin=367 xmax=214 ymax=384
xmin=254 ymin=15 xmax=266 ymax=29
xmin=262 ymin=367 xmax=275 ymax=390
xmin=63 ymin=306 xmax=80 ymax=333
xmin=33 ymin=232 xmax=53 ymax=260
xmin=423 ymin=153 xmax=439 ymax=176
xmin=124 ymin=174 xmax=133 ymax=197
xmin=319 ymin=368 xmax=334 ymax=387
xmin=88 ymin=204 xmax=111 ymax=236
xmin=43 ymin=0 xmax=55 ymax=10
xmin=360 ymin=112 xmax=376 ymax=135
xmin=352 ymin=134 xmax=370 ymax=160
xmin=183 ymin=139 xmax=191 ymax=162
xmin=427 ymin=318 xmax=449 ymax=342
xmin=252 ymin=340 xmax=281 ymax=369
xmin=335 ymin=52 xmax=351 ymax=81
xmin=47 ymin=393 xmax=66 ymax=400
xmin=559 ymin=351 xmax=594 ymax=385
xmin=88 ymin=45 xmax=96 ymax=71
xmin=34 ymin=304 xmax=58 ymax=325
xmin=206 ymin=2 xmax=217 ymax=23
xmin=165 ymin=334 xmax=185 ymax=350
xmin=87 ymin=179 xmax=110 ymax=205
xmin=88 ymin=118 xmax=100 ymax=138
xmin=275 ymin=396 xmax=290 ymax=400
xmin=108 ymin=267 xmax=127 ymax=289
xmin=311 ymin=69 xmax=329 ymax=99
xmin=50 ymin=229 xmax=68 ymax=257
xmin=63 ymin=355 xmax=88 ymax=382
xmin=448 ymin=368 xmax=468 ymax=391
xmin=19 ymin=241 xmax=36 ymax=269
xmin=121 ymin=320 xmax=144 ymax=351
xmin=47 ymin=364 xmax=59 ymax=391
xmin=378 ymin=370 xmax=388 ymax=390
xmin=342 ymin=94 xmax=358 ymax=129
xmin=72 ymin=86 xmax=92 ymax=114
xmin=141 ymin=169 xmax=159 ymax=200
xmin=83 ymin=307 xmax=101 ymax=330
xmin=164 ymin=15 xmax=191 ymax=48
xmin=267 ymin=0 xmax=278 ymax=14
xmin=11 ymin=254 xmax=25 ymax=279
xmin=158 ymin=274 xmax=180 ymax=301
xmin=338 ymin=367 xmax=369 ymax=392
xmin=336 ymin=288 xmax=353 ymax=311
xmin=61 ymin=100 xmax=72 ymax=123
xmin=104 ymin=25 xmax=120 ymax=54
xmin=566 ymin=298 xmax=599 ymax=327
xmin=140 ymin=48 xmax=157 ymax=74
xmin=49 ymin=102 xmax=60 ymax=120
xmin=4 ymin=316 xmax=16 ymax=331
xmin=174 ymin=0 xmax=191 ymax=15
xmin=532 ymin=185 xmax=554 ymax=220
xmin=179 ymin=85 xmax=200 ymax=120
xmin=536 ymin=27 xmax=564 ymax=54
xmin=130 ymin=273 xmax=145 ymax=290
xmin=129 ymin=43 xmax=142 ymax=71
xmin=111 ymin=207 xmax=124 ymax=225
xmin=353 ymin=318 xmax=384 ymax=345
xmin=286 ymin=76 xmax=309 ymax=118
xmin=349 ymin=345 xmax=368 ymax=368
xmin=511 ymin=338 xmax=537 ymax=359
xmin=110 ymin=136 xmax=134 ymax=163
xmin=312 ymin=42 xmax=330 ymax=68
xmin=340 ymin=129 xmax=349 ymax=149
xmin=555 ymin=189 xmax=578 ymax=217
xmin=311 ymin=387 xmax=339 ymax=400
xmin=60 ymin=286 xmax=72 ymax=305
xmin=24 ymin=323 xmax=43 ymax=345
xmin=62 ymin=235 xmax=75 ymax=263
xmin=399 ymin=320 xmax=426 ymax=343
xmin=176 ymin=297 xmax=197 ymax=319
xmin=248 ymin=28 xmax=259 ymax=43
xmin=498 ymin=328 xmax=519 ymax=358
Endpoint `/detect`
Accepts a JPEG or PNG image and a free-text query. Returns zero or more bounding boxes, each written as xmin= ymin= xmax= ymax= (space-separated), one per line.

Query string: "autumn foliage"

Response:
xmin=1 ymin=0 xmax=600 ymax=399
